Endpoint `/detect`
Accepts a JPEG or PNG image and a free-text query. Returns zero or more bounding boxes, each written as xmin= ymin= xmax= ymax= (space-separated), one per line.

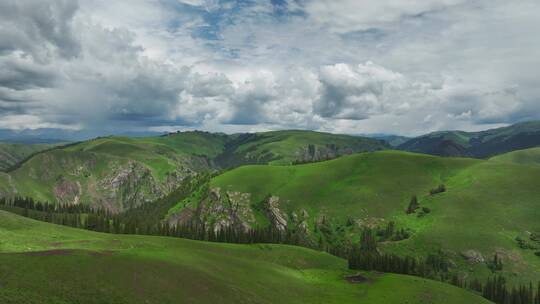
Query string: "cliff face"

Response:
xmin=167 ymin=187 xmax=257 ymax=233
xmin=166 ymin=187 xmax=313 ymax=243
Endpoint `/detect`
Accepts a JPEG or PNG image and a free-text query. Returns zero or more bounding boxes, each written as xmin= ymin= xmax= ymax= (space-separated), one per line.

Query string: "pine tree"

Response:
xmin=535 ymin=282 xmax=540 ymax=304
xmin=406 ymin=195 xmax=419 ymax=214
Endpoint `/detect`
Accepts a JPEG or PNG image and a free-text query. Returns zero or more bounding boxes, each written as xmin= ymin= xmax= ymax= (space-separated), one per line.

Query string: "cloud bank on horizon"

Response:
xmin=0 ymin=0 xmax=539 ymax=136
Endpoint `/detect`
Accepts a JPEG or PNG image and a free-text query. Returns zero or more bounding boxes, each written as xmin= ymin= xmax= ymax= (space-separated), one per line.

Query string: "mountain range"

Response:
xmin=2 ymin=121 xmax=540 ymax=303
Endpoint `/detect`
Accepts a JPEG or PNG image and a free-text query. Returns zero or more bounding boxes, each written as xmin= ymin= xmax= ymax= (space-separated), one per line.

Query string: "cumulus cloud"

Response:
xmin=0 ymin=0 xmax=539 ymax=136
xmin=315 ymin=62 xmax=410 ymax=120
xmin=0 ymin=0 xmax=80 ymax=61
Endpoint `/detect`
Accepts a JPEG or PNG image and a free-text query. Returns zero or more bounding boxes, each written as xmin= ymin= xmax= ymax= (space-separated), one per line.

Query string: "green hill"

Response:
xmin=0 ymin=142 xmax=61 ymax=171
xmin=0 ymin=131 xmax=387 ymax=211
xmin=216 ymin=130 xmax=388 ymax=166
xmin=399 ymin=121 xmax=540 ymax=158
xmin=490 ymin=147 xmax=540 ymax=166
xmin=164 ymin=150 xmax=540 ymax=284
xmin=0 ymin=210 xmax=489 ymax=304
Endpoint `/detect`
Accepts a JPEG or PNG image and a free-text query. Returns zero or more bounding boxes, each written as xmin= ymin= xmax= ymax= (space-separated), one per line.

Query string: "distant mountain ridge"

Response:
xmin=0 ymin=142 xmax=64 ymax=171
xmin=0 ymin=130 xmax=388 ymax=212
xmin=398 ymin=121 xmax=540 ymax=158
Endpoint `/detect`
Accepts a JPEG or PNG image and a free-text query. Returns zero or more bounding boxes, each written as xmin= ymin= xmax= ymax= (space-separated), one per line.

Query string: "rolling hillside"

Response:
xmin=164 ymin=150 xmax=540 ymax=284
xmin=0 ymin=142 xmax=61 ymax=171
xmin=0 ymin=210 xmax=490 ymax=304
xmin=490 ymin=147 xmax=540 ymax=166
xmin=399 ymin=121 xmax=540 ymax=158
xmin=0 ymin=131 xmax=387 ymax=211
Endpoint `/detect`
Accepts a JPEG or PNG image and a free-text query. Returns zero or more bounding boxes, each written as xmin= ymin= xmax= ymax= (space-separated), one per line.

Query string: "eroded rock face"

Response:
xmin=291 ymin=209 xmax=310 ymax=232
xmin=266 ymin=196 xmax=288 ymax=231
xmin=197 ymin=188 xmax=257 ymax=233
xmin=53 ymin=176 xmax=81 ymax=205
xmin=226 ymin=191 xmax=256 ymax=230
xmin=461 ymin=250 xmax=485 ymax=264
xmin=296 ymin=144 xmax=355 ymax=163
xmin=98 ymin=161 xmax=162 ymax=211
xmin=166 ymin=189 xmax=314 ymax=244
xmin=167 ymin=207 xmax=195 ymax=227
xmin=168 ymin=187 xmax=257 ymax=233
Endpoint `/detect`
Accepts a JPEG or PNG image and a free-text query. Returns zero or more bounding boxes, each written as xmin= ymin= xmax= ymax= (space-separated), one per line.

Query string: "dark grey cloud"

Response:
xmin=0 ymin=0 xmax=80 ymax=61
xmin=0 ymin=57 xmax=57 ymax=90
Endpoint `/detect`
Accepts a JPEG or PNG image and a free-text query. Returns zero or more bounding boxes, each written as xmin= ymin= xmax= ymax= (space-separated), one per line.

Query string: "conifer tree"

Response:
xmin=406 ymin=195 xmax=419 ymax=214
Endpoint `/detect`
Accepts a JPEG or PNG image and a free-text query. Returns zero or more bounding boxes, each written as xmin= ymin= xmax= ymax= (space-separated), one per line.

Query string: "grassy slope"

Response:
xmin=231 ymin=130 xmax=387 ymax=165
xmin=2 ymin=130 xmax=386 ymax=208
xmin=0 ymin=211 xmax=489 ymax=304
xmin=62 ymin=132 xmax=227 ymax=180
xmin=212 ymin=150 xmax=540 ymax=284
xmin=3 ymin=132 xmax=227 ymax=205
xmin=490 ymin=147 xmax=540 ymax=166
xmin=0 ymin=142 xmax=60 ymax=171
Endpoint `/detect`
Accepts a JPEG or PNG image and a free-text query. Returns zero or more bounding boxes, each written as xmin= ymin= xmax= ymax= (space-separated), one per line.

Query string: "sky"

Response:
xmin=0 ymin=0 xmax=539 ymax=137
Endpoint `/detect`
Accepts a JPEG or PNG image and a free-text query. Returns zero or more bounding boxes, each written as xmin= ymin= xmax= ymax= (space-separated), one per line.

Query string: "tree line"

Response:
xmin=348 ymin=228 xmax=540 ymax=304
xmin=0 ymin=194 xmax=311 ymax=249
xmin=1 ymin=184 xmax=538 ymax=304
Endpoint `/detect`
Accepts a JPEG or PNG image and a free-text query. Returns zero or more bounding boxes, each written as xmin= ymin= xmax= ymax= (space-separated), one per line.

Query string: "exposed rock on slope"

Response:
xmin=98 ymin=161 xmax=162 ymax=211
xmin=265 ymin=196 xmax=288 ymax=231
xmin=53 ymin=176 xmax=81 ymax=205
xmin=461 ymin=250 xmax=485 ymax=264
xmin=166 ymin=187 xmax=312 ymax=236
xmin=167 ymin=187 xmax=257 ymax=233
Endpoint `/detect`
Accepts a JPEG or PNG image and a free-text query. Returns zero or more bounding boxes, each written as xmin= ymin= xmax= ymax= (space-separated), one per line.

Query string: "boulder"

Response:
xmin=461 ymin=250 xmax=485 ymax=264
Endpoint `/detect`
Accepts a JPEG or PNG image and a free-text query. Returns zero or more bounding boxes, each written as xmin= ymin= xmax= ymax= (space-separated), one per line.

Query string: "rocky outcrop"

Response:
xmin=53 ymin=176 xmax=81 ymax=205
xmin=167 ymin=207 xmax=196 ymax=227
xmin=168 ymin=187 xmax=257 ymax=233
xmin=98 ymin=161 xmax=162 ymax=211
xmin=265 ymin=196 xmax=288 ymax=231
xmin=296 ymin=144 xmax=355 ymax=163
xmin=291 ymin=209 xmax=309 ymax=232
xmin=461 ymin=250 xmax=485 ymax=264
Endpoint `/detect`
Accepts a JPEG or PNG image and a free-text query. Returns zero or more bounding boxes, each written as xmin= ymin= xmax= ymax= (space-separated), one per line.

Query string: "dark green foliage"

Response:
xmin=360 ymin=228 xmax=377 ymax=252
xmin=376 ymin=221 xmax=395 ymax=240
xmin=348 ymin=229 xmax=539 ymax=304
xmin=406 ymin=195 xmax=419 ymax=214
xmin=392 ymin=228 xmax=410 ymax=241
xmin=516 ymin=235 xmax=540 ymax=250
xmin=487 ymin=253 xmax=504 ymax=273
xmin=470 ymin=278 xmax=483 ymax=293
xmin=119 ymin=174 xmax=210 ymax=228
xmin=398 ymin=121 xmax=540 ymax=158
xmin=375 ymin=222 xmax=410 ymax=242
xmin=425 ymin=250 xmax=450 ymax=273
xmin=430 ymin=184 xmax=446 ymax=195
xmin=314 ymin=217 xmax=354 ymax=256
xmin=536 ymin=282 xmax=540 ymax=304
xmin=482 ymin=276 xmax=539 ymax=304
xmin=0 ymin=188 xmax=314 ymax=252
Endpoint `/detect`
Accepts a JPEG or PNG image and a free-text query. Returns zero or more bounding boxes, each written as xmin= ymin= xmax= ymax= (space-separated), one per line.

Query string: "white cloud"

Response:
xmin=314 ymin=62 xmax=426 ymax=120
xmin=304 ymin=0 xmax=466 ymax=33
xmin=0 ymin=0 xmax=539 ymax=137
